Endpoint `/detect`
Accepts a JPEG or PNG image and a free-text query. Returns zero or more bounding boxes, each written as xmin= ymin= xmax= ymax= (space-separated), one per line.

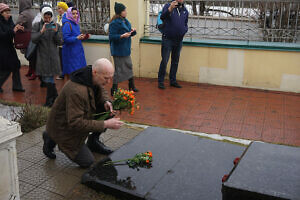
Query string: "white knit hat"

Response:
xmin=41 ymin=6 xmax=53 ymax=17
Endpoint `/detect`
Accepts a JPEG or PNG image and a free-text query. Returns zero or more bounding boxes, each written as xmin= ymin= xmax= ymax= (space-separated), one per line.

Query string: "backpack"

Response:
xmin=156 ymin=11 xmax=164 ymax=33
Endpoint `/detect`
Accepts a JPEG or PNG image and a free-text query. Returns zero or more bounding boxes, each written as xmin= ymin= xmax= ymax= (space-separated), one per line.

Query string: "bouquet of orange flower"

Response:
xmin=103 ymin=151 xmax=153 ymax=169
xmin=95 ymin=88 xmax=139 ymax=120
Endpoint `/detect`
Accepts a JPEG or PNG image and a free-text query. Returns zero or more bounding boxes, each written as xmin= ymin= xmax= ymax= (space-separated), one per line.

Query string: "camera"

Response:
xmin=175 ymin=3 xmax=182 ymax=8
xmin=46 ymin=22 xmax=56 ymax=29
xmin=130 ymin=30 xmax=136 ymax=36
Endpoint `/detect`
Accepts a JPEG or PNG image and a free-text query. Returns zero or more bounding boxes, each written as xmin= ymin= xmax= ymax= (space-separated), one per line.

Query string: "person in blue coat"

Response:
xmin=109 ymin=2 xmax=138 ymax=96
xmin=62 ymin=7 xmax=86 ymax=78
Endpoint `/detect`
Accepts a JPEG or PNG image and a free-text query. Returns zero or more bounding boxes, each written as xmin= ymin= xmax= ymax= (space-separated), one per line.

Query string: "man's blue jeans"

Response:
xmin=158 ymin=36 xmax=183 ymax=84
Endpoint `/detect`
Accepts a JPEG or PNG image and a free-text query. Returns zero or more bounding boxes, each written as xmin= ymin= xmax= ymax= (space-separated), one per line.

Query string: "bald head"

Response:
xmin=92 ymin=58 xmax=114 ymax=74
xmin=92 ymin=58 xmax=114 ymax=87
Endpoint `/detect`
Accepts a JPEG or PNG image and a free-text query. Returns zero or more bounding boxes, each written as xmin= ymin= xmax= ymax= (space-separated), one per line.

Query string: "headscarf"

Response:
xmin=0 ymin=3 xmax=10 ymax=13
xmin=57 ymin=2 xmax=68 ymax=11
xmin=66 ymin=7 xmax=80 ymax=24
xmin=41 ymin=7 xmax=53 ymax=17
xmin=32 ymin=4 xmax=51 ymax=26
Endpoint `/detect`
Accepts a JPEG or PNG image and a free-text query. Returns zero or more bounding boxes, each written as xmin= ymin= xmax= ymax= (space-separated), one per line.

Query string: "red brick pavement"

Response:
xmin=1 ymin=66 xmax=300 ymax=146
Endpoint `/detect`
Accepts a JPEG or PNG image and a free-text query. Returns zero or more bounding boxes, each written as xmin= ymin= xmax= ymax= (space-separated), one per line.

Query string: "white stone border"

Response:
xmin=125 ymin=122 xmax=252 ymax=146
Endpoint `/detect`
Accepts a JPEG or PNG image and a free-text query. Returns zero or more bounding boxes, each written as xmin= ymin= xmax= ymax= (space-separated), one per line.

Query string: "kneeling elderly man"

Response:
xmin=43 ymin=58 xmax=124 ymax=168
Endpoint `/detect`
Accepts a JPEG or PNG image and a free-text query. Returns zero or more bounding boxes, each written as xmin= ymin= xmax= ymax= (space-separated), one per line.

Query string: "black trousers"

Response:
xmin=29 ymin=51 xmax=37 ymax=71
xmin=73 ymin=144 xmax=95 ymax=168
xmin=44 ymin=131 xmax=96 ymax=168
xmin=0 ymin=68 xmax=23 ymax=90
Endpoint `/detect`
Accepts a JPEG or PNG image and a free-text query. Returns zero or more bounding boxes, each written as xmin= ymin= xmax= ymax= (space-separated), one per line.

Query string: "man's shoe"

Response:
xmin=12 ymin=88 xmax=25 ymax=92
xmin=87 ymin=137 xmax=113 ymax=155
xmin=42 ymin=132 xmax=56 ymax=159
xmin=170 ymin=82 xmax=182 ymax=88
xmin=158 ymin=82 xmax=165 ymax=89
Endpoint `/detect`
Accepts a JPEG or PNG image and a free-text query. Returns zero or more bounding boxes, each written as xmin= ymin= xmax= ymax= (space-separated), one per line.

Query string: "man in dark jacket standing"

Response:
xmin=158 ymin=0 xmax=188 ymax=89
xmin=43 ymin=58 xmax=124 ymax=168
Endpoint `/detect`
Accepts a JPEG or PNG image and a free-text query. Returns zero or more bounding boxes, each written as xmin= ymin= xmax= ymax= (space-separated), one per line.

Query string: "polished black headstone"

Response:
xmin=82 ymin=127 xmax=246 ymax=200
xmin=222 ymin=142 xmax=300 ymax=200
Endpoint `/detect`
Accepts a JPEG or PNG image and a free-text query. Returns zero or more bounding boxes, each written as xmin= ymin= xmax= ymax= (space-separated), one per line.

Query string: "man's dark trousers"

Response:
xmin=158 ymin=35 xmax=183 ymax=84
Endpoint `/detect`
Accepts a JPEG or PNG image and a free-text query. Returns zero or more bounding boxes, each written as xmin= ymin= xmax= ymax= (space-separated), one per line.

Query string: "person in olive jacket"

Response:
xmin=44 ymin=59 xmax=124 ymax=168
xmin=0 ymin=3 xmax=25 ymax=93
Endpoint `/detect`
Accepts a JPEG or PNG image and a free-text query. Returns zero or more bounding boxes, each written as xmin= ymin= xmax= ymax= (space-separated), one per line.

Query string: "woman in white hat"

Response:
xmin=31 ymin=7 xmax=63 ymax=107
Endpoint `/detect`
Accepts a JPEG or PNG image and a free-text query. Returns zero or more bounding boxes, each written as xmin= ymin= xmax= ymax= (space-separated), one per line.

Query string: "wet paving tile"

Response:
xmin=22 ymin=187 xmax=64 ymax=200
xmin=17 ymin=128 xmax=44 ymax=145
xmin=65 ymin=183 xmax=120 ymax=200
xmin=36 ymin=151 xmax=73 ymax=172
xmin=19 ymin=165 xmax=58 ymax=186
xmin=16 ymin=140 xmax=36 ymax=153
xmin=17 ymin=158 xmax=35 ymax=173
xmin=19 ymin=180 xmax=36 ymax=197
xmin=40 ymin=172 xmax=80 ymax=197
xmin=18 ymin=145 xmax=47 ymax=164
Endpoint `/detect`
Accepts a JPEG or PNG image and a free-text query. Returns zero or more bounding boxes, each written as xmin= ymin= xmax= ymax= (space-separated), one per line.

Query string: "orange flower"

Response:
xmin=123 ymin=96 xmax=127 ymax=100
xmin=146 ymin=160 xmax=149 ymax=164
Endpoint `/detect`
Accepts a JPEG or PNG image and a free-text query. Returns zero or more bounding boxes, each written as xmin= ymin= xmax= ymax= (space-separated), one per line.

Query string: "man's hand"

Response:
xmin=168 ymin=1 xmax=178 ymax=12
xmin=104 ymin=101 xmax=115 ymax=114
xmin=104 ymin=118 xmax=124 ymax=129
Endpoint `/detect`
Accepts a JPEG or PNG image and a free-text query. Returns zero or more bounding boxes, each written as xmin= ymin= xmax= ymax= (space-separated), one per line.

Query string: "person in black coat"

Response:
xmin=0 ymin=3 xmax=25 ymax=93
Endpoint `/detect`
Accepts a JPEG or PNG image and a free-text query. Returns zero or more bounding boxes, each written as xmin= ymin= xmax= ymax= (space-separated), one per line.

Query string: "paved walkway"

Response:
xmin=1 ymin=66 xmax=299 ymax=146
xmin=17 ymin=125 xmax=142 ymax=200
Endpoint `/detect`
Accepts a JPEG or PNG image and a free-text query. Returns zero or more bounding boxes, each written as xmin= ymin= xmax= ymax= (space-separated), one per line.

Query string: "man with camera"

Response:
xmin=158 ymin=0 xmax=189 ymax=89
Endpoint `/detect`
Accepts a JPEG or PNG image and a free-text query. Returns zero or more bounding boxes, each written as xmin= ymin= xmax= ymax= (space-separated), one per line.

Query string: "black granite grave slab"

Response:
xmin=82 ymin=127 xmax=246 ymax=200
xmin=222 ymin=142 xmax=300 ymax=200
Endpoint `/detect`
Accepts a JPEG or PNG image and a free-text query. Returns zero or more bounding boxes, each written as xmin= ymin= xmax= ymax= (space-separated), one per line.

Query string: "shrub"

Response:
xmin=13 ymin=104 xmax=49 ymax=133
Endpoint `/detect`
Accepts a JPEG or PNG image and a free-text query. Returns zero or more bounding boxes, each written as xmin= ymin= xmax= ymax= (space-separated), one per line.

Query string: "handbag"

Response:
xmin=14 ymin=30 xmax=31 ymax=49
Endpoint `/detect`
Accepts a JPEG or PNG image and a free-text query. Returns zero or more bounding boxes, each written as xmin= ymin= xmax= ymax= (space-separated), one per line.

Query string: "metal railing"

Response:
xmin=73 ymin=0 xmax=110 ymax=35
xmin=145 ymin=0 xmax=300 ymax=43
xmin=0 ymin=0 xmax=110 ymax=35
